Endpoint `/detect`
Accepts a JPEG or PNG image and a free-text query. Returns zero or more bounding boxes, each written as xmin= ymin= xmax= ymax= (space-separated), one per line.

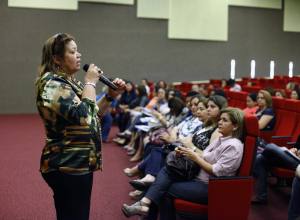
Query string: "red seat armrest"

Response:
xmin=260 ymin=131 xmax=273 ymax=142
xmin=271 ymin=136 xmax=292 ymax=146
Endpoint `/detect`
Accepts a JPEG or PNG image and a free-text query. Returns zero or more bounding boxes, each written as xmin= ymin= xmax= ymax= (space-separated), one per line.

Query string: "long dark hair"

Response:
xmin=136 ymin=85 xmax=147 ymax=97
xmin=168 ymin=97 xmax=185 ymax=116
xmin=205 ymin=95 xmax=228 ymax=127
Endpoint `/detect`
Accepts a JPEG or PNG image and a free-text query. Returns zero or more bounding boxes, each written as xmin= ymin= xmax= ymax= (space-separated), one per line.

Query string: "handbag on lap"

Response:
xmin=165 ymin=151 xmax=200 ymax=180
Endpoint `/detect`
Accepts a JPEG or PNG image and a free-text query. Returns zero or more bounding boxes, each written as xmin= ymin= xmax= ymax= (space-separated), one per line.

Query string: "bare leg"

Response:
xmin=130 ymin=137 xmax=144 ymax=162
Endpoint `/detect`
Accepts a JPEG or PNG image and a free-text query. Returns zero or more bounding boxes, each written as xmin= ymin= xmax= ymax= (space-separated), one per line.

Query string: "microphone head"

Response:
xmin=83 ymin=64 xmax=89 ymax=72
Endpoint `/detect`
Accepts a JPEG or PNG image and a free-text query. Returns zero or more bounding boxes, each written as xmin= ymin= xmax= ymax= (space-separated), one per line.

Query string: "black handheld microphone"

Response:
xmin=83 ymin=64 xmax=118 ymax=90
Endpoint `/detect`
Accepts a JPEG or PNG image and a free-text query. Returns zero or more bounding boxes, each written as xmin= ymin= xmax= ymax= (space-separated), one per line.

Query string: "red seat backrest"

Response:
xmin=238 ymin=115 xmax=259 ymax=176
xmin=242 ymin=85 xmax=261 ymax=94
xmin=227 ymin=91 xmax=248 ymax=109
xmin=266 ymin=98 xmax=299 ymax=140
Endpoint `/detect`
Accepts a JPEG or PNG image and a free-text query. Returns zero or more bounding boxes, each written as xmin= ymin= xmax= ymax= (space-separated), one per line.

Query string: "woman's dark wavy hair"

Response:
xmin=136 ymin=85 xmax=147 ymax=97
xmin=168 ymin=97 xmax=185 ymax=116
xmin=205 ymin=95 xmax=228 ymax=127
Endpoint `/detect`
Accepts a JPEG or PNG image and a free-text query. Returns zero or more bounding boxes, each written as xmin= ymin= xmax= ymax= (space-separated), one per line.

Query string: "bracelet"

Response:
xmin=85 ymin=82 xmax=96 ymax=89
xmin=192 ymin=146 xmax=197 ymax=152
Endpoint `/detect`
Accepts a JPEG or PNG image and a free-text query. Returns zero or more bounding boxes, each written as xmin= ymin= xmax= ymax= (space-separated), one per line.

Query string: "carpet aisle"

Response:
xmin=0 ymin=114 xmax=290 ymax=220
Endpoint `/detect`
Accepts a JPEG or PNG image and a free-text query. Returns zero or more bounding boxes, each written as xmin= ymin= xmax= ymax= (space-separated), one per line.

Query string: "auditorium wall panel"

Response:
xmin=0 ymin=1 xmax=300 ymax=113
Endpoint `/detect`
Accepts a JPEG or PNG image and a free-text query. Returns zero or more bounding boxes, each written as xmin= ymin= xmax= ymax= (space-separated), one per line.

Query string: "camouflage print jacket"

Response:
xmin=36 ymin=72 xmax=102 ymax=174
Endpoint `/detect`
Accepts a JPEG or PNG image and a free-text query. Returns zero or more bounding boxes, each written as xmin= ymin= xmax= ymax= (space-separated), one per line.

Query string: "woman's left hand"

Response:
xmin=107 ymin=78 xmax=126 ymax=98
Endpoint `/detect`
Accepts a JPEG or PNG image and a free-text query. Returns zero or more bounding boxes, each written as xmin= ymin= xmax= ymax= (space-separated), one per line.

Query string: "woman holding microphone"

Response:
xmin=35 ymin=33 xmax=125 ymax=220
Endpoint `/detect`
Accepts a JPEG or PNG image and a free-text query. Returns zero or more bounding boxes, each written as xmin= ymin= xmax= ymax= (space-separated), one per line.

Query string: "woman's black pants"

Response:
xmin=42 ymin=171 xmax=93 ymax=220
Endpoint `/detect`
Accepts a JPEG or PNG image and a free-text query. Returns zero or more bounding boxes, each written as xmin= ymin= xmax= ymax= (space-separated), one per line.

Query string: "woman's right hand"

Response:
xmin=84 ymin=63 xmax=101 ymax=84
xmin=175 ymin=146 xmax=199 ymax=162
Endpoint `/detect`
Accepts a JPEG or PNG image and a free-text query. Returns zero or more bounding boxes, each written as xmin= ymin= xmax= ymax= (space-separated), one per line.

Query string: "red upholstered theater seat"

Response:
xmin=268 ymin=99 xmax=300 ymax=146
xmin=242 ymin=85 xmax=261 ymax=94
xmin=269 ymin=100 xmax=300 ymax=180
xmin=174 ymin=115 xmax=259 ymax=220
xmin=209 ymin=79 xmax=222 ymax=88
xmin=227 ymin=91 xmax=248 ymax=109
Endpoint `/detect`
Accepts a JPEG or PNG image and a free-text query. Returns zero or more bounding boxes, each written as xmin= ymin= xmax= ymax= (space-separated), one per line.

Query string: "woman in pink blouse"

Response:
xmin=122 ymin=107 xmax=245 ymax=219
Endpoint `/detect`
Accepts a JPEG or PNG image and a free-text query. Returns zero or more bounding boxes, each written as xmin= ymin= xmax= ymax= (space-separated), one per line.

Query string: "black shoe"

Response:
xmin=251 ymin=197 xmax=268 ymax=205
xmin=122 ymin=201 xmax=149 ymax=217
xmin=129 ymin=179 xmax=153 ymax=191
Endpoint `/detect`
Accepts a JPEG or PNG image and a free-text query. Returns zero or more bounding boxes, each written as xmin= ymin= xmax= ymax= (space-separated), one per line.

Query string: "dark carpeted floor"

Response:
xmin=0 ymin=114 xmax=291 ymax=220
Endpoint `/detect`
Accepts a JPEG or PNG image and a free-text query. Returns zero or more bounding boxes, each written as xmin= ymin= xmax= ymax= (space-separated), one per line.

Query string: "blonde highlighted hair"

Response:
xmin=220 ymin=107 xmax=244 ymax=140
xmin=258 ymin=90 xmax=273 ymax=108
xmin=38 ymin=33 xmax=74 ymax=77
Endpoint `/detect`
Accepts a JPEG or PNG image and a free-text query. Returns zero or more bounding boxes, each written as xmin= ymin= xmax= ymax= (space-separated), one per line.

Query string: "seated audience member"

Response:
xmin=252 ymin=90 xmax=277 ymax=203
xmin=227 ymin=78 xmax=242 ymax=92
xmin=114 ymin=88 xmax=169 ymax=148
xmin=255 ymin=90 xmax=275 ymax=131
xmin=117 ymin=85 xmax=149 ymax=135
xmin=252 ymin=142 xmax=300 ymax=204
xmin=96 ymin=87 xmax=118 ymax=142
xmin=275 ymin=89 xmax=286 ymax=99
xmin=290 ymin=88 xmax=300 ymax=100
xmin=122 ymin=108 xmax=244 ymax=219
xmin=115 ymin=81 xmax=137 ymax=132
xmin=198 ymin=84 xmax=209 ymax=97
xmin=210 ymin=88 xmax=227 ymax=98
xmin=128 ymin=95 xmax=203 ymax=162
xmin=141 ymin=78 xmax=150 ymax=96
xmin=288 ymin=165 xmax=300 ymax=220
xmin=155 ymin=80 xmax=168 ymax=92
xmin=191 ymin=84 xmax=200 ymax=93
xmin=166 ymin=88 xmax=182 ymax=100
xmin=127 ymin=97 xmax=186 ymax=162
xmin=243 ymin=93 xmax=258 ymax=116
xmin=265 ymin=87 xmax=275 ymax=96
xmin=178 ymin=91 xmax=200 ymax=119
xmin=129 ymin=85 xmax=149 ymax=109
xmin=286 ymin=82 xmax=297 ymax=91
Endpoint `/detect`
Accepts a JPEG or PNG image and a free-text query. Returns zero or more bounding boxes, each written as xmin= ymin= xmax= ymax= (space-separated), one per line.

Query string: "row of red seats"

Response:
xmin=226 ymin=90 xmax=300 ymax=146
xmin=210 ymin=75 xmax=300 ymax=90
xmin=174 ymin=75 xmax=300 ymax=99
xmin=228 ymin=91 xmax=300 ymax=180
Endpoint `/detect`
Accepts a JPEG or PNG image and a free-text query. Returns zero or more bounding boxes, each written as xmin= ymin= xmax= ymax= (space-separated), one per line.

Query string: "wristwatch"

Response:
xmin=104 ymin=94 xmax=114 ymax=102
